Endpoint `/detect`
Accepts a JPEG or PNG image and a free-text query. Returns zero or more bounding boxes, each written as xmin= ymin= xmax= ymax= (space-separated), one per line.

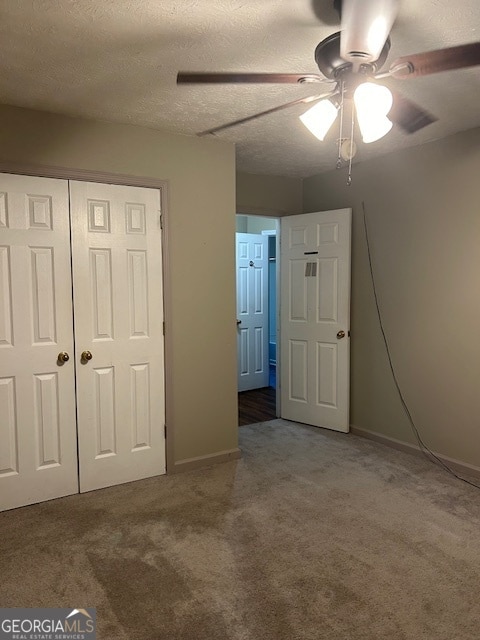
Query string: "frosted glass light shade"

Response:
xmin=354 ymin=82 xmax=393 ymax=143
xmin=340 ymin=0 xmax=399 ymax=63
xmin=299 ymin=100 xmax=338 ymax=141
xmin=357 ymin=116 xmax=393 ymax=143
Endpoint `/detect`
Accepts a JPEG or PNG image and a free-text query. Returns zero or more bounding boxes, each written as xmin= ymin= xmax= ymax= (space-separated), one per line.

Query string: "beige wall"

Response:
xmin=0 ymin=104 xmax=238 ymax=469
xmin=236 ymin=215 xmax=248 ymax=233
xmin=236 ymin=215 xmax=277 ymax=234
xmin=236 ymin=171 xmax=302 ymax=215
xmin=303 ymin=127 xmax=480 ymax=468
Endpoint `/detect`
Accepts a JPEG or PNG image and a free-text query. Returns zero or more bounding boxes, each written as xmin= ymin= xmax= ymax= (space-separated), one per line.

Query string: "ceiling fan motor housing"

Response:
xmin=339 ymin=0 xmax=400 ymax=63
xmin=315 ymin=32 xmax=391 ymax=79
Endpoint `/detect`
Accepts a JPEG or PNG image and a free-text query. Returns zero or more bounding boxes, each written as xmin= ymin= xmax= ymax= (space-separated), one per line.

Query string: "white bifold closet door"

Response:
xmin=0 ymin=175 xmax=79 ymax=511
xmin=70 ymin=181 xmax=165 ymax=493
xmin=0 ymin=174 xmax=165 ymax=512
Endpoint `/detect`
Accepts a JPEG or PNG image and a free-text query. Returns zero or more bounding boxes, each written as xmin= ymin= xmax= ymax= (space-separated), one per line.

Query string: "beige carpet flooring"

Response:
xmin=1 ymin=419 xmax=479 ymax=639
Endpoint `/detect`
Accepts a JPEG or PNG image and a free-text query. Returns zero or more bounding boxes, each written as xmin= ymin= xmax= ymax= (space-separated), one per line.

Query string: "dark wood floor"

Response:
xmin=238 ymin=386 xmax=276 ymax=426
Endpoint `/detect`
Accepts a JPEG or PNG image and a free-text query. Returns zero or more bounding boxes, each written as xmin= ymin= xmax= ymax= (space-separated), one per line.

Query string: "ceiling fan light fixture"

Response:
xmin=354 ymin=82 xmax=393 ymax=143
xmin=357 ymin=116 xmax=393 ymax=143
xmin=340 ymin=0 xmax=400 ymax=63
xmin=299 ymin=99 xmax=338 ymax=141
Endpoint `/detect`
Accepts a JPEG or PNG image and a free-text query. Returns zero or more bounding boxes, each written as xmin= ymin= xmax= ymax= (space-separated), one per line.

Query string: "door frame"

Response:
xmin=235 ymin=213 xmax=281 ymax=416
xmin=0 ymin=161 xmax=174 ymax=473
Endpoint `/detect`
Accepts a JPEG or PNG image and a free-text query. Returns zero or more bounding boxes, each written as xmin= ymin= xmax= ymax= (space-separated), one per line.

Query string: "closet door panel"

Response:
xmin=70 ymin=181 xmax=165 ymax=492
xmin=0 ymin=173 xmax=78 ymax=511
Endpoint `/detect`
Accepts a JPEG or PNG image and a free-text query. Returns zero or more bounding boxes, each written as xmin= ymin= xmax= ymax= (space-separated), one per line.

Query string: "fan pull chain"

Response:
xmin=347 ymin=105 xmax=355 ymax=186
xmin=336 ymin=81 xmax=345 ymax=170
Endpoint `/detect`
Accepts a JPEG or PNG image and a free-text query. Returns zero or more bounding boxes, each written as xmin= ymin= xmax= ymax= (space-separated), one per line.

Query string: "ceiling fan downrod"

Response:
xmin=334 ymin=80 xmax=357 ymax=186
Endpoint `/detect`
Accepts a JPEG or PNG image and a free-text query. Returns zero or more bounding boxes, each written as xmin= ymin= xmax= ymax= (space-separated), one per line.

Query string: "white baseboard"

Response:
xmin=172 ymin=448 xmax=241 ymax=474
xmin=350 ymin=425 xmax=480 ymax=480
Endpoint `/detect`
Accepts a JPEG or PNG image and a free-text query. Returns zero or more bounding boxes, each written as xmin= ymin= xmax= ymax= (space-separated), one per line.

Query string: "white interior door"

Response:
xmin=70 ymin=181 xmax=165 ymax=492
xmin=236 ymin=232 xmax=269 ymax=391
xmin=0 ymin=174 xmax=78 ymax=511
xmin=280 ymin=209 xmax=351 ymax=432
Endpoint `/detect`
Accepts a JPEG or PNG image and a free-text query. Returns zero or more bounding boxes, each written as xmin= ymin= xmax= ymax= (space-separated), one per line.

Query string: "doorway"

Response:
xmin=236 ymin=208 xmax=352 ymax=432
xmin=236 ymin=214 xmax=279 ymax=425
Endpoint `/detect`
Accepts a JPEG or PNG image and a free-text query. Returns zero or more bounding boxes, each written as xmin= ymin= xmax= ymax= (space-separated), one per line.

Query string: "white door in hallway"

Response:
xmin=0 ymin=174 xmax=78 ymax=511
xmin=70 ymin=181 xmax=166 ymax=492
xmin=236 ymin=233 xmax=269 ymax=391
xmin=280 ymin=209 xmax=351 ymax=432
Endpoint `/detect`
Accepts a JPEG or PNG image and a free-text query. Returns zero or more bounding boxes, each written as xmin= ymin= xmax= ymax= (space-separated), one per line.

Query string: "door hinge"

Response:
xmin=159 ymin=213 xmax=163 ymax=229
xmin=163 ymin=321 xmax=165 ymax=335
xmin=164 ymin=424 xmax=167 ymax=439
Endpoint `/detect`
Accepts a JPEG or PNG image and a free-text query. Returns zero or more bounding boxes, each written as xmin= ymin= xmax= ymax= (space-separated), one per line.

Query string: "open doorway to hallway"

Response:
xmin=236 ymin=214 xmax=278 ymax=426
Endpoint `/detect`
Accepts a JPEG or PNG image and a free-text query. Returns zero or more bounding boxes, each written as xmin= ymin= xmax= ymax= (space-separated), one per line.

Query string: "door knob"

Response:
xmin=336 ymin=330 xmax=346 ymax=339
xmin=81 ymin=350 xmax=93 ymax=363
xmin=57 ymin=351 xmax=70 ymax=364
xmin=236 ymin=320 xmax=242 ymax=325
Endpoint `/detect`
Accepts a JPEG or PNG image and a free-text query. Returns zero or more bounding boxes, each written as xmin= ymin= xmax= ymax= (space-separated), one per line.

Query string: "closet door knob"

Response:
xmin=336 ymin=330 xmax=346 ymax=339
xmin=57 ymin=351 xmax=70 ymax=364
xmin=81 ymin=350 xmax=93 ymax=363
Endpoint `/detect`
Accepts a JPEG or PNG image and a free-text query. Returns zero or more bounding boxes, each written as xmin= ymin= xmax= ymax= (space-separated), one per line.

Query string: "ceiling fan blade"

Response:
xmin=340 ymin=0 xmax=399 ymax=64
xmin=389 ymin=41 xmax=480 ymax=79
xmin=198 ymin=91 xmax=338 ymax=136
xmin=388 ymin=91 xmax=438 ymax=134
xmin=177 ymin=72 xmax=327 ymax=85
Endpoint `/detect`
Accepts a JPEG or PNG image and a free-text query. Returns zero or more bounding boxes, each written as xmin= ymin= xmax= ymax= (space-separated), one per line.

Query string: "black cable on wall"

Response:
xmin=362 ymin=201 xmax=480 ymax=490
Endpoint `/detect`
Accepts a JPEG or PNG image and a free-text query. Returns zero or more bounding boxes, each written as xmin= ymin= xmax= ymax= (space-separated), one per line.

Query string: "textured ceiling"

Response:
xmin=0 ymin=0 xmax=479 ymax=177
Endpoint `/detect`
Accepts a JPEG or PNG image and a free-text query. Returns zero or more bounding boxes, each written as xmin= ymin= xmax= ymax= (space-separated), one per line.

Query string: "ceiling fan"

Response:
xmin=177 ymin=0 xmax=480 ymax=162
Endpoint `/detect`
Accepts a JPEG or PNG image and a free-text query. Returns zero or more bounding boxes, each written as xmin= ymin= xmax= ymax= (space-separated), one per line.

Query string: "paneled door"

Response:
xmin=0 ymin=174 xmax=78 ymax=511
xmin=0 ymin=174 xmax=166 ymax=511
xmin=280 ymin=209 xmax=351 ymax=432
xmin=236 ymin=233 xmax=269 ymax=391
xmin=70 ymin=181 xmax=165 ymax=492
